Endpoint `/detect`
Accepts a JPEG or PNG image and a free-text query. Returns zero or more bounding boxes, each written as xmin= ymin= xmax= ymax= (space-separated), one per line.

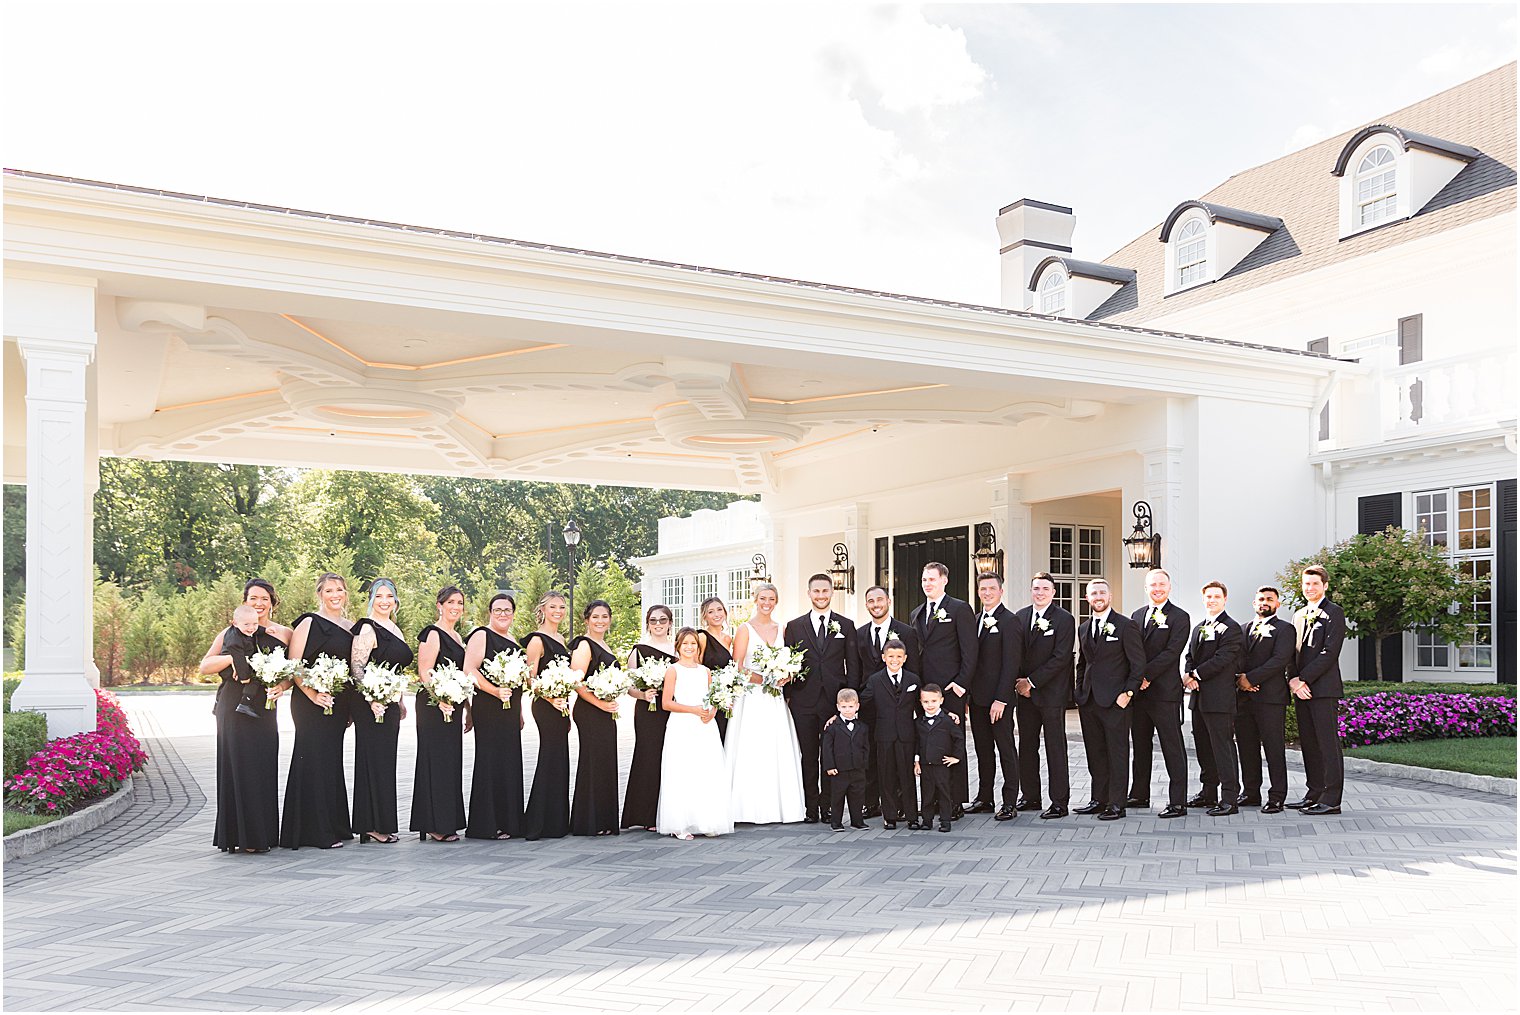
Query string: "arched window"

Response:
xmin=1175 ymin=218 xmax=1207 ymax=287
xmin=1039 ymin=268 xmax=1067 ymax=314
xmin=1356 ymin=146 xmax=1398 ymax=226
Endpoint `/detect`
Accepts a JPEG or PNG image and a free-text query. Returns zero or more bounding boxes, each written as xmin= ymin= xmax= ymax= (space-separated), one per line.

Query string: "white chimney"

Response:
xmin=996 ymin=199 xmax=1076 ymax=310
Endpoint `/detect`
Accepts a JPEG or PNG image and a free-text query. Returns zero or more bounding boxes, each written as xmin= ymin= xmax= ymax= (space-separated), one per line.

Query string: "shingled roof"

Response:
xmin=1090 ymin=62 xmax=1516 ymax=325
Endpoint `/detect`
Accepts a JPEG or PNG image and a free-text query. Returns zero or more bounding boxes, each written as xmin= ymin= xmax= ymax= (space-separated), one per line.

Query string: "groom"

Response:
xmin=785 ymin=574 xmax=860 ymax=823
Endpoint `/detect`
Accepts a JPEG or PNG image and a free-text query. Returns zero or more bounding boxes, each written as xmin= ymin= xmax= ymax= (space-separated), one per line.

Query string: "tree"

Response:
xmin=507 ymin=556 xmax=562 ymax=643
xmin=287 ymin=470 xmax=439 ymax=582
xmin=3 ymin=484 xmax=24 ymax=652
xmin=122 ymin=589 xmax=169 ymax=681
xmin=1277 ymin=526 xmax=1488 ymax=680
xmin=93 ymin=581 xmax=131 ymax=684
xmin=567 ymin=557 xmax=642 ymax=654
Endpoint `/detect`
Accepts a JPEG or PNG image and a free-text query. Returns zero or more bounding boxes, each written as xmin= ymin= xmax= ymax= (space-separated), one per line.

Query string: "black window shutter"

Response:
xmin=1398 ymin=315 xmax=1424 ymax=422
xmin=1309 ymin=337 xmax=1330 ymax=441
xmin=874 ymin=536 xmax=889 ymax=595
xmin=1498 ymin=479 xmax=1516 ymax=685
xmin=1358 ymin=493 xmax=1404 ymax=680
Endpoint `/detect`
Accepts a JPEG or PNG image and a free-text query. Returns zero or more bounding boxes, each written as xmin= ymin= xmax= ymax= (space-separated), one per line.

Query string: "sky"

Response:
xmin=3 ymin=2 xmax=1514 ymax=306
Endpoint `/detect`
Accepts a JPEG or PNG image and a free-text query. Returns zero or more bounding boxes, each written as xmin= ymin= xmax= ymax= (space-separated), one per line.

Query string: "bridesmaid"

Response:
xmin=697 ymin=596 xmax=735 ymax=744
xmin=620 ymin=604 xmax=675 ymax=832
xmin=523 ymin=591 xmax=572 ymax=841
xmin=465 ymin=592 xmax=526 ymax=840
xmin=570 ymin=600 xmax=621 ymax=836
xmin=203 ymin=577 xmax=289 ymax=853
xmin=349 ymin=578 xmax=412 ymax=846
xmin=411 ymin=586 xmax=469 ymax=842
xmin=280 ymin=573 xmax=355 ymax=850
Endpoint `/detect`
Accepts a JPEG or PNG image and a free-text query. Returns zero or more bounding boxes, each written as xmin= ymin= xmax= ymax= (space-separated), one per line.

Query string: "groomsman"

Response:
xmin=1288 ymin=565 xmax=1346 ymax=815
xmin=909 ymin=562 xmax=978 ymax=818
xmin=784 ymin=573 xmax=859 ymax=823
xmin=1235 ymin=585 xmax=1295 ymax=813
xmin=1127 ymin=568 xmax=1190 ymax=818
xmin=1074 ymin=579 xmax=1144 ymax=820
xmin=967 ymin=573 xmax=1020 ymax=821
xmin=861 ymin=638 xmax=920 ymax=828
xmin=1013 ymin=572 xmax=1076 ymax=819
xmin=1184 ymin=581 xmax=1244 ymax=816
xmin=855 ymin=585 xmax=921 ymax=817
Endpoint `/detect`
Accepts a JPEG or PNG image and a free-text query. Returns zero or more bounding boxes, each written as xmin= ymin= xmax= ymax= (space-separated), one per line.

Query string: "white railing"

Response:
xmin=1380 ymin=348 xmax=1516 ymax=440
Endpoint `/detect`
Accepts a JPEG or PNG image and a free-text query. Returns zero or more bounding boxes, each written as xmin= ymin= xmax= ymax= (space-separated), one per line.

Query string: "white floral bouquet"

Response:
xmin=629 ymin=657 xmax=671 ymax=711
xmin=481 ymin=650 xmax=531 ymax=709
xmin=301 ymin=654 xmax=350 ymax=715
xmin=249 ymin=646 xmax=296 ymax=710
xmin=358 ymin=661 xmax=406 ymax=722
xmin=751 ymin=643 xmax=805 ymax=697
xmin=533 ymin=659 xmax=582 ymax=717
xmin=704 ymin=662 xmax=747 ymax=717
xmin=426 ymin=660 xmax=473 ymax=721
xmin=584 ymin=665 xmax=634 ymax=719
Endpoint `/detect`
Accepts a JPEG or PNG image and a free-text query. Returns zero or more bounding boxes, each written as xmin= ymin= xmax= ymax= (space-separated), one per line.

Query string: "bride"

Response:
xmin=724 ymin=583 xmax=806 ymax=824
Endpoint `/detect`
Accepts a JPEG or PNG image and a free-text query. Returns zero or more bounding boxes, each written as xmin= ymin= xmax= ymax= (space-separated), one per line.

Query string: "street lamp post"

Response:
xmin=563 ymin=519 xmax=582 ymax=634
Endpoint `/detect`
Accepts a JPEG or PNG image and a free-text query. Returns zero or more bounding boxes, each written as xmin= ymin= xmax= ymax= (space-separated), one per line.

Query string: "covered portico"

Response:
xmin=4 ymin=170 xmax=1346 ymax=735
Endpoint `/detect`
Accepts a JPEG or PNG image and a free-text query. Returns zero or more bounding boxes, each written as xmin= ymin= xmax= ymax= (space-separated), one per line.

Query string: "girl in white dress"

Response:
xmin=656 ymin=627 xmax=734 ymax=840
xmin=723 ymin=583 xmax=807 ymax=824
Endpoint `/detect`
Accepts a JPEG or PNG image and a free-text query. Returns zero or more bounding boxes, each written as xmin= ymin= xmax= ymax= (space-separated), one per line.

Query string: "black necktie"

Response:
xmin=923 ymin=602 xmax=934 ymax=634
xmin=818 ymin=616 xmax=826 ymax=640
xmin=891 ymin=673 xmax=899 ymax=692
xmin=1091 ymin=618 xmax=1100 ymax=640
xmin=873 ymin=627 xmax=883 ymax=656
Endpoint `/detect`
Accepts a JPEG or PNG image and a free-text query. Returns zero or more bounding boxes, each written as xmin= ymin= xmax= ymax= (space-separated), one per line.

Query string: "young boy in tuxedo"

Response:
xmin=224 ymin=604 xmax=265 ymax=718
xmin=822 ymin=688 xmax=871 ymax=830
xmin=914 ymin=684 xmax=964 ymax=832
xmin=862 ymin=639 xmax=919 ymax=829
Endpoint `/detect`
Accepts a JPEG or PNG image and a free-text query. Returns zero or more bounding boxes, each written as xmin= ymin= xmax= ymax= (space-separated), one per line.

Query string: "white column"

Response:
xmin=989 ymin=474 xmax=1031 ymax=603
xmin=1138 ymin=444 xmax=1187 ymax=596
xmin=7 ymin=275 xmax=100 ymax=737
xmin=841 ymin=503 xmax=869 ymax=616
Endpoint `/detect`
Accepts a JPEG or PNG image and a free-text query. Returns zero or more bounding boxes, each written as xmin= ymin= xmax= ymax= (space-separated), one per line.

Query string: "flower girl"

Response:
xmin=656 ymin=628 xmax=734 ymax=840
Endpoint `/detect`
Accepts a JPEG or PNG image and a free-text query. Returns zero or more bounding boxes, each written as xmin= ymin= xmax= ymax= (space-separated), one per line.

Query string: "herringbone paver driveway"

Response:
xmin=4 ymin=693 xmax=1515 ymax=1011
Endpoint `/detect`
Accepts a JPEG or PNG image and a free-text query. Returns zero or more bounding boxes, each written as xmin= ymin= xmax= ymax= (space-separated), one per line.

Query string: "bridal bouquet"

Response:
xmin=426 ymin=660 xmax=473 ymax=721
xmin=629 ymin=657 xmax=671 ymax=711
xmin=704 ymin=662 xmax=747 ymax=717
xmin=480 ymin=650 xmax=531 ymax=709
xmin=248 ymin=646 xmax=296 ymax=709
xmin=533 ymin=659 xmax=582 ymax=717
xmin=584 ymin=665 xmax=635 ymax=719
xmin=358 ymin=661 xmax=406 ymax=722
xmin=301 ymin=654 xmax=350 ymax=715
xmin=751 ymin=643 xmax=805 ymax=697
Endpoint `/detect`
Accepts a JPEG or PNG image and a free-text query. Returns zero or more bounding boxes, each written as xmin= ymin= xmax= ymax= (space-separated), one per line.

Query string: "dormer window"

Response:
xmin=1355 ymin=146 xmax=1398 ymax=226
xmin=1038 ymin=268 xmax=1067 ymax=314
xmin=1175 ymin=219 xmax=1208 ymax=288
xmin=1158 ymin=201 xmax=1283 ymax=296
xmin=1333 ymin=124 xmax=1478 ymax=239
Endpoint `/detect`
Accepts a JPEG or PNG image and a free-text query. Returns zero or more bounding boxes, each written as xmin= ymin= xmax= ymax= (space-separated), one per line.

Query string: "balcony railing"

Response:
xmin=1381 ymin=349 xmax=1516 ymax=439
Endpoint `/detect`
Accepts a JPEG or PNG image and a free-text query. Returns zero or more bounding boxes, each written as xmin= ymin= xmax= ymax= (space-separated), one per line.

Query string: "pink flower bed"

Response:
xmin=4 ymin=690 xmax=149 ymax=816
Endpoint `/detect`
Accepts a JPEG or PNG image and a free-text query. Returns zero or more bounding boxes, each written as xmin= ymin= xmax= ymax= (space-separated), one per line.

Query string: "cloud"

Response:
xmin=1417 ymin=41 xmax=1509 ymax=78
xmin=1283 ymin=122 xmax=1332 ymax=154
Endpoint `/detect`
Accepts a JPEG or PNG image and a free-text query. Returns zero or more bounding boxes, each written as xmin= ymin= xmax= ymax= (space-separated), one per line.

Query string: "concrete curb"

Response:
xmin=3 ymin=774 xmax=136 ymax=861
xmin=1339 ymin=753 xmax=1517 ymax=797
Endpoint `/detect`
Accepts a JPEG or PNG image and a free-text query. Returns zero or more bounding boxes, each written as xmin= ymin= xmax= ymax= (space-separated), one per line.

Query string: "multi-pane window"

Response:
xmin=1356 ymin=146 xmax=1398 ymax=226
xmin=727 ymin=569 xmax=749 ymax=610
xmin=659 ymin=576 xmax=686 ymax=629
xmin=1414 ymin=485 xmax=1494 ymax=672
xmin=1175 ymin=219 xmax=1207 ymax=287
xmin=1039 ymin=269 xmax=1067 ymax=315
xmin=1049 ymin=524 xmax=1104 ymax=622
xmin=692 ymin=572 xmax=718 ymax=625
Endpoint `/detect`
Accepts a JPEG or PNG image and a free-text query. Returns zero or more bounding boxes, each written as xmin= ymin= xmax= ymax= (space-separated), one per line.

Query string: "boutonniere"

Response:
xmin=1199 ymin=621 xmax=1217 ymax=641
xmin=1252 ymin=620 xmax=1273 ymax=638
xmin=828 ymin=620 xmax=842 ymax=637
xmin=1149 ymin=608 xmax=1168 ymax=629
xmin=1302 ymin=607 xmax=1324 ymax=625
xmin=1034 ymin=616 xmax=1050 ymax=632
xmin=981 ymin=615 xmax=999 ymax=633
xmin=1101 ymin=621 xmax=1116 ymax=637
xmin=934 ymin=608 xmax=948 ymax=623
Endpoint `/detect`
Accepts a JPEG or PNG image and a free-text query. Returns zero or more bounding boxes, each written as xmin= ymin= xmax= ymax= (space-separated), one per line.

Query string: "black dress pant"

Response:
xmin=876 ymin=741 xmax=916 ymax=820
xmin=943 ymin=693 xmax=970 ymax=805
xmin=793 ymin=710 xmax=825 ymax=819
xmin=1295 ymin=695 xmax=1344 ymax=807
xmin=1078 ymin=701 xmax=1131 ymax=807
xmin=919 ymin=763 xmax=954 ymax=826
xmin=829 ymin=768 xmax=866 ymax=826
xmin=1129 ymin=693 xmax=1187 ymax=806
xmin=1235 ymin=695 xmax=1288 ymax=803
xmin=1015 ymin=698 xmax=1070 ymax=806
xmin=1192 ymin=709 xmax=1240 ymax=802
xmin=969 ymin=703 xmax=1019 ymax=806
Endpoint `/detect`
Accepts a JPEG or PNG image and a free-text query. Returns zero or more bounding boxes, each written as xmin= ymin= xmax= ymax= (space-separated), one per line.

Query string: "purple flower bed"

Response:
xmin=1338 ymin=692 xmax=1518 ymax=749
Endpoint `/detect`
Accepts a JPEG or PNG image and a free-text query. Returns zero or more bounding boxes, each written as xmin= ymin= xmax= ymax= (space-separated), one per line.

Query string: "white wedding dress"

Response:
xmin=656 ymin=662 xmax=733 ymax=837
xmin=723 ymin=621 xmax=806 ymax=824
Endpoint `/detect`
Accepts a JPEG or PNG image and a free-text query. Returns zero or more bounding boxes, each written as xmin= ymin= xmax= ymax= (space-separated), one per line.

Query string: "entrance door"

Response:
xmin=891 ymin=527 xmax=970 ymax=623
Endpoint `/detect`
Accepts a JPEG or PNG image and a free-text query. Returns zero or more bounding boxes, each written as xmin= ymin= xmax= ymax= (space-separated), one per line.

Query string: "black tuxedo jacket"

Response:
xmin=1012 ymin=604 xmax=1075 ymax=709
xmin=1185 ymin=612 xmax=1244 ymax=713
xmin=855 ymin=619 xmax=922 ymax=682
xmin=1239 ymin=615 xmax=1295 ymax=705
xmin=1075 ymin=613 xmax=1145 ymax=707
xmin=968 ymin=603 xmax=1020 ymax=705
xmin=1292 ymin=599 xmax=1346 ymax=698
xmin=914 ymin=711 xmax=965 ymax=764
xmin=1128 ymin=601 xmax=1190 ymax=703
xmin=909 ymin=595 xmax=978 ymax=693
xmin=783 ymin=612 xmax=858 ymax=717
xmin=861 ymin=667 xmax=920 ymax=744
xmin=821 ymin=714 xmax=871 ymax=772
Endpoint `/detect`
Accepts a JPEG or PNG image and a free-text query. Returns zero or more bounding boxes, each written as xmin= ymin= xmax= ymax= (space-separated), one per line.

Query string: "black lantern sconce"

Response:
xmin=828 ymin=542 xmax=855 ymax=594
xmin=973 ymin=522 xmax=1004 ymax=578
xmin=748 ymin=552 xmax=772 ymax=595
xmin=1122 ymin=501 xmax=1162 ymax=569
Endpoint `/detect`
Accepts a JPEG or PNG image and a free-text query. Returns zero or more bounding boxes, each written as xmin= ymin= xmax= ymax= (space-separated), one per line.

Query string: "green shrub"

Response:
xmin=3 ymin=711 xmax=47 ymax=778
xmin=2 ymin=674 xmax=20 ymax=713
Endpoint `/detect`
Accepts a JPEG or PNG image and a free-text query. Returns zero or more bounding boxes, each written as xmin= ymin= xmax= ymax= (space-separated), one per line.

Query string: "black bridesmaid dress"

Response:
xmin=350 ymin=619 xmax=413 ymax=840
xmin=213 ymin=626 xmax=283 ymax=852
xmin=410 ymin=624 xmax=468 ymax=838
xmin=523 ymin=631 xmax=573 ymax=841
xmin=280 ymin=614 xmax=354 ymax=849
xmin=620 ymin=643 xmax=674 ymax=830
xmin=570 ymin=636 xmax=622 ymax=836
xmin=465 ymin=627 xmax=526 ymax=840
xmin=701 ymin=632 xmax=734 ymax=743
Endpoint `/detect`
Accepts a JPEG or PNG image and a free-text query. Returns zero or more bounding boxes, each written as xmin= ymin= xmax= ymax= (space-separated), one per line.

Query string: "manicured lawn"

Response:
xmin=1346 ymin=737 xmax=1517 ymax=778
xmin=4 ymin=808 xmax=61 ymax=837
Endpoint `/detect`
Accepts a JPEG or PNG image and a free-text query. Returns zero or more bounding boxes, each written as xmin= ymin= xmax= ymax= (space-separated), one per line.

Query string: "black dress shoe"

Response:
xmin=1124 ymin=797 xmax=1149 ymax=808
xmin=1157 ymin=804 xmax=1187 ymax=819
xmin=1186 ymin=793 xmax=1218 ymax=808
xmin=234 ymin=703 xmax=261 ymax=719
xmin=994 ymin=806 xmax=1015 ymax=821
xmin=862 ymin=806 xmax=881 ymax=819
xmin=1304 ymin=803 xmax=1342 ymax=815
xmin=829 ymin=824 xmax=845 ymax=831
xmin=1235 ymin=793 xmax=1262 ymax=807
xmin=951 ymin=805 xmax=964 ymax=820
xmin=851 ymin=821 xmax=868 ymax=829
xmin=965 ymin=800 xmax=994 ymax=814
xmin=1039 ymin=805 xmax=1067 ymax=819
xmin=1098 ymin=806 xmax=1126 ymax=821
xmin=1261 ymin=801 xmax=1284 ymax=814
xmin=1206 ymin=803 xmax=1240 ymax=816
xmin=803 ymin=816 xmax=819 ymax=824
xmin=1016 ymin=798 xmax=1043 ymax=812
xmin=884 ymin=820 xmax=897 ymax=830
xmin=1074 ymin=801 xmax=1104 ymax=815
xmin=939 ymin=822 xmax=952 ymax=832
xmin=907 ymin=821 xmax=924 ymax=830
xmin=1285 ymin=797 xmax=1316 ymax=810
